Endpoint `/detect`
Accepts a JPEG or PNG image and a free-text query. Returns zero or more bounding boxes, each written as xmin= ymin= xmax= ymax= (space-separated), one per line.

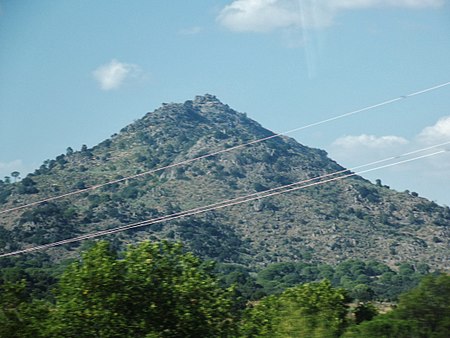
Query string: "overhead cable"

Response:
xmin=0 ymin=146 xmax=445 ymax=258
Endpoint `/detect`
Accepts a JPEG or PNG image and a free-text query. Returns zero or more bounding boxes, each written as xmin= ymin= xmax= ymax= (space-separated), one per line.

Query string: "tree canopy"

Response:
xmin=343 ymin=274 xmax=450 ymax=338
xmin=0 ymin=240 xmax=448 ymax=338
xmin=240 ymin=279 xmax=349 ymax=337
xmin=50 ymin=241 xmax=238 ymax=337
xmin=0 ymin=241 xmax=238 ymax=338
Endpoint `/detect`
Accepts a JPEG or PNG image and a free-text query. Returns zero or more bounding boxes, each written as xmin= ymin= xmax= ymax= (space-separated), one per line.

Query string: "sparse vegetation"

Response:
xmin=0 ymin=96 xmax=447 ymax=270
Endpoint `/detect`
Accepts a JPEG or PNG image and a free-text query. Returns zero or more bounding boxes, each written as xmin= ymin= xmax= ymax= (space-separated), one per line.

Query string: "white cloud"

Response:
xmin=217 ymin=0 xmax=293 ymax=32
xmin=329 ymin=117 xmax=450 ymax=174
xmin=332 ymin=134 xmax=409 ymax=149
xmin=418 ymin=116 xmax=450 ymax=144
xmin=413 ymin=115 xmax=450 ymax=186
xmin=328 ymin=117 xmax=450 ymax=205
xmin=217 ymin=0 xmax=328 ymax=32
xmin=217 ymin=0 xmax=444 ymax=32
xmin=93 ymin=59 xmax=141 ymax=91
xmin=328 ymin=134 xmax=410 ymax=169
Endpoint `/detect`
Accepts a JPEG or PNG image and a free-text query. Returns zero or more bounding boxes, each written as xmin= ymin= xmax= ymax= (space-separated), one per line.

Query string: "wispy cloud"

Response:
xmin=92 ymin=59 xmax=141 ymax=91
xmin=217 ymin=0 xmax=444 ymax=32
xmin=333 ymin=134 xmax=409 ymax=149
xmin=330 ymin=115 xmax=450 ymax=159
xmin=328 ymin=114 xmax=450 ymax=204
xmin=417 ymin=116 xmax=450 ymax=145
xmin=329 ymin=116 xmax=450 ymax=171
xmin=217 ymin=0 xmax=308 ymax=32
xmin=329 ymin=134 xmax=409 ymax=165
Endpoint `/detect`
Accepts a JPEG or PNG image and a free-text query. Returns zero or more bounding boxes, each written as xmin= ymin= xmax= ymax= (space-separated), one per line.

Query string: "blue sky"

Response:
xmin=1 ymin=0 xmax=449 ymax=204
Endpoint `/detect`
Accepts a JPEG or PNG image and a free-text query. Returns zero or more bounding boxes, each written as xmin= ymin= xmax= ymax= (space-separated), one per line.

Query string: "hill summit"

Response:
xmin=0 ymin=95 xmax=449 ymax=270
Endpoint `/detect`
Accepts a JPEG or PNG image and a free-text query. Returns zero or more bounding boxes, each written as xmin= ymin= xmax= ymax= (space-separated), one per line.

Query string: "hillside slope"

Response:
xmin=0 ymin=94 xmax=448 ymax=269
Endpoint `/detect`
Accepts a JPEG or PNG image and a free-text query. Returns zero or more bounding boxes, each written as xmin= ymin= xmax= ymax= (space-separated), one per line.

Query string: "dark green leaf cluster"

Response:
xmin=14 ymin=202 xmax=79 ymax=245
xmin=0 ymin=241 xmax=238 ymax=338
xmin=255 ymin=259 xmax=430 ymax=301
xmin=240 ymin=280 xmax=350 ymax=337
xmin=0 ymin=181 xmax=12 ymax=204
xmin=17 ymin=177 xmax=39 ymax=195
xmin=177 ymin=219 xmax=248 ymax=263
xmin=343 ymin=274 xmax=450 ymax=338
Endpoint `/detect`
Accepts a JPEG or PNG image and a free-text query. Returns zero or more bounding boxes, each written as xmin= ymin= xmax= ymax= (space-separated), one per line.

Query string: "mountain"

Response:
xmin=0 ymin=94 xmax=449 ymax=270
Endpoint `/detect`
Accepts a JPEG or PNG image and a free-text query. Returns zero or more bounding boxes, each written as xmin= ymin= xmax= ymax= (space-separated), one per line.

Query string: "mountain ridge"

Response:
xmin=0 ymin=95 xmax=448 ymax=270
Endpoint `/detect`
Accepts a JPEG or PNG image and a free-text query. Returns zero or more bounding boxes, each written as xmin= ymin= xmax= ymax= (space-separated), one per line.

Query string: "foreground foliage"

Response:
xmin=0 ymin=241 xmax=237 ymax=338
xmin=0 ymin=241 xmax=449 ymax=337
xmin=343 ymin=274 xmax=450 ymax=338
xmin=240 ymin=280 xmax=349 ymax=337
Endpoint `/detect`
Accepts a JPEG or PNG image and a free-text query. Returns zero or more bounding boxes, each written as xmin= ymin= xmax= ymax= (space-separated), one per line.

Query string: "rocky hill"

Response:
xmin=0 ymin=94 xmax=448 ymax=270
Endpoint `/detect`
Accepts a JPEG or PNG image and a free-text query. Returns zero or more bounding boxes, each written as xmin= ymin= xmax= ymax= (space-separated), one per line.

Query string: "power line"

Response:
xmin=0 ymin=146 xmax=445 ymax=258
xmin=1 ymin=81 xmax=448 ymax=215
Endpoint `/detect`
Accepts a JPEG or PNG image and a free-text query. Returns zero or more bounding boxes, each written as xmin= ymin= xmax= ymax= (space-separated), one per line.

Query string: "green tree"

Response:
xmin=353 ymin=302 xmax=378 ymax=324
xmin=343 ymin=274 xmax=450 ymax=338
xmin=47 ymin=241 xmax=237 ymax=338
xmin=342 ymin=315 xmax=419 ymax=338
xmin=351 ymin=284 xmax=375 ymax=302
xmin=394 ymin=274 xmax=450 ymax=337
xmin=240 ymin=280 xmax=349 ymax=337
xmin=0 ymin=280 xmax=50 ymax=338
xmin=17 ymin=177 xmax=39 ymax=194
